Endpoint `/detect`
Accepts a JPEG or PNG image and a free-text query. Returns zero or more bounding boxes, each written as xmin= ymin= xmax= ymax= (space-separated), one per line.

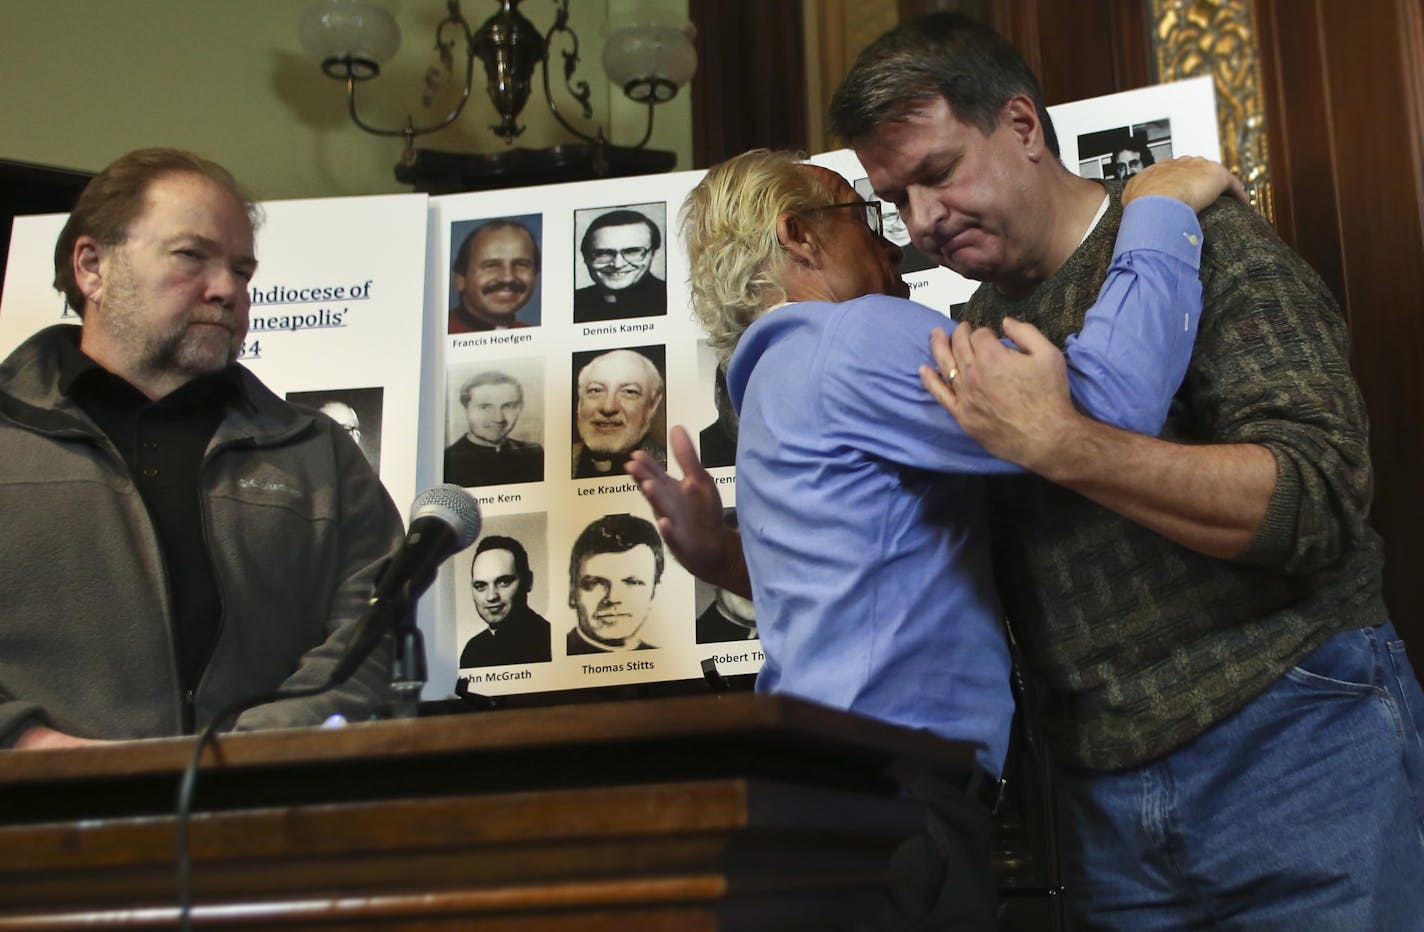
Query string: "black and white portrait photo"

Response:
xmin=572 ymin=203 xmax=668 ymax=323
xmin=444 ymin=360 xmax=545 ymax=488
xmin=697 ymin=340 xmax=737 ymax=469
xmin=565 ymin=513 xmax=666 ymax=655
xmin=457 ymin=513 xmax=552 ymax=669
xmin=1077 ymin=119 xmax=1174 ymax=181
xmin=694 ymin=509 xmax=757 ymax=644
xmin=287 ymin=386 xmax=384 ymax=470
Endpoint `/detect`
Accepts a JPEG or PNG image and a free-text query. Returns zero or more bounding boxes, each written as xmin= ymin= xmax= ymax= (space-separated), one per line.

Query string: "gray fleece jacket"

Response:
xmin=0 ymin=325 xmax=405 ymax=743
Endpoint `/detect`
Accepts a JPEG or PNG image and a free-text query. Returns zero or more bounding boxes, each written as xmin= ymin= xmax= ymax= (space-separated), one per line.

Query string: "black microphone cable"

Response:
xmin=173 ymin=484 xmax=480 ymax=929
xmin=174 ymin=681 xmax=330 ymax=932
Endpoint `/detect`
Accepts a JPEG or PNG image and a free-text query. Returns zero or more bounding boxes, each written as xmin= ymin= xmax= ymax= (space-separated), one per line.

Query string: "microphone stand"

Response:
xmin=390 ymin=613 xmax=426 ymax=720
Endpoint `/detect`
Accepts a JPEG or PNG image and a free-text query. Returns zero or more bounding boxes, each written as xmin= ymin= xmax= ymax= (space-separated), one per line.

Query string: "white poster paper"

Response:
xmin=428 ymin=169 xmax=754 ymax=700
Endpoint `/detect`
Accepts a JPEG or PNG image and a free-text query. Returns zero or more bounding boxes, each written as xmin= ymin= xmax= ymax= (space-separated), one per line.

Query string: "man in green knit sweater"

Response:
xmin=833 ymin=12 xmax=1424 ymax=930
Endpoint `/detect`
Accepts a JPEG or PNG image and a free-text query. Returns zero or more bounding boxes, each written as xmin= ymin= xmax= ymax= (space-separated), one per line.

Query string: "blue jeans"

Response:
xmin=1054 ymin=622 xmax=1424 ymax=931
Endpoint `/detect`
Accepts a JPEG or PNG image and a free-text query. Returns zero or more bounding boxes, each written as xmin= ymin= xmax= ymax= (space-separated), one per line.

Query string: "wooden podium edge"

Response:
xmin=0 ymin=692 xmax=972 ymax=786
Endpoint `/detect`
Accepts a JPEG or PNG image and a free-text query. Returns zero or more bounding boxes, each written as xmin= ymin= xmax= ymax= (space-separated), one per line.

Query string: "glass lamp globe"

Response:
xmin=300 ymin=0 xmax=402 ymax=80
xmin=602 ymin=11 xmax=698 ymax=103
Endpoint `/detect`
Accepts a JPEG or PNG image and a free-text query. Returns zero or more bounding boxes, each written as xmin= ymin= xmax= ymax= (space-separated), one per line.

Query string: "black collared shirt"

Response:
xmin=57 ymin=337 xmax=243 ymax=695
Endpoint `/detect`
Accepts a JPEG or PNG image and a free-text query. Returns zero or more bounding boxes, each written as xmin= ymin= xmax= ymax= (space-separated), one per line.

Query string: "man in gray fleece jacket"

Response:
xmin=0 ymin=148 xmax=404 ymax=749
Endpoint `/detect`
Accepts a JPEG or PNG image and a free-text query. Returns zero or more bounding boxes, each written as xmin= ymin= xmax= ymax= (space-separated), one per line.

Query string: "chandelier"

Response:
xmin=298 ymin=0 xmax=698 ymax=187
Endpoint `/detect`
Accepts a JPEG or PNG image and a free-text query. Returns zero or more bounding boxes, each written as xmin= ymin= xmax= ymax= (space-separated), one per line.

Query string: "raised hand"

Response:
xmin=625 ymin=425 xmax=751 ymax=596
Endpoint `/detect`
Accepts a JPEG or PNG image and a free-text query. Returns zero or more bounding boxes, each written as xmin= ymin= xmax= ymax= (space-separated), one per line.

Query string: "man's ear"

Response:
xmin=776 ymin=211 xmax=821 ymax=268
xmin=453 ymin=272 xmax=468 ymax=294
xmin=73 ymin=236 xmax=106 ymax=306
xmin=1003 ymin=95 xmax=1047 ymax=162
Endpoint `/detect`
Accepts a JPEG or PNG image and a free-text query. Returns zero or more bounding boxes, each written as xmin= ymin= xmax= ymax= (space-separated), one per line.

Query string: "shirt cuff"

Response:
xmin=1113 ymin=195 xmax=1205 ymax=270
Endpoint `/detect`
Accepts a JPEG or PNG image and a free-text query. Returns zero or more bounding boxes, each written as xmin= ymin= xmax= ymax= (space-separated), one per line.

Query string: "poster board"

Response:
xmin=428 ymin=170 xmax=730 ymax=697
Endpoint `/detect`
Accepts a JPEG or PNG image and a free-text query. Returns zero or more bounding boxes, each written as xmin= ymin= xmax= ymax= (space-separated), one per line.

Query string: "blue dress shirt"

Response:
xmin=725 ymin=195 xmax=1205 ymax=777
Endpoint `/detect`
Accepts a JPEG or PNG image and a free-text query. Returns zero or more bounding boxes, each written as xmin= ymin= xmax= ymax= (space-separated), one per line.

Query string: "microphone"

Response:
xmin=373 ymin=484 xmax=482 ymax=604
xmin=327 ymin=484 xmax=481 ymax=687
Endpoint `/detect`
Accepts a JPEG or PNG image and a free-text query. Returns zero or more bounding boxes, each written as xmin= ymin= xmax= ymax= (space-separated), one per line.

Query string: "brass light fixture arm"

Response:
xmin=341 ymin=0 xmax=479 ymax=159
xmin=540 ymin=0 xmax=603 ymax=144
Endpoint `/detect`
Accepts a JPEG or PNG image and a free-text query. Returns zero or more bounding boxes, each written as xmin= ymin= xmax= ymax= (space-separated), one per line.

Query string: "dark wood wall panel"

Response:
xmin=1253 ymin=1 xmax=1345 ymax=301
xmin=996 ymin=0 xmax=1153 ymax=105
xmin=688 ymin=1 xmax=809 ymax=167
xmin=1255 ymin=0 xmax=1424 ymax=651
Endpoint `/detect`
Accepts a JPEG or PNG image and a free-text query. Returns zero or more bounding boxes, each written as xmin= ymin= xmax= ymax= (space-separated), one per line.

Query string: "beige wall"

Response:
xmin=0 ymin=0 xmax=693 ymax=200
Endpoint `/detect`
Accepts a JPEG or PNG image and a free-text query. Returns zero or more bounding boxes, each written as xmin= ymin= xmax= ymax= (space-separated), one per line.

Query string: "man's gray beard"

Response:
xmin=583 ymin=433 xmax=641 ymax=457
xmin=104 ymin=267 xmax=240 ymax=384
xmin=148 ymin=326 xmax=239 ymax=377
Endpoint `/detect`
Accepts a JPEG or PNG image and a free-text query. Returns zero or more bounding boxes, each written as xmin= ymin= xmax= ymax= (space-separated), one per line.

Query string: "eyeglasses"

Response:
xmin=808 ymin=200 xmax=883 ymax=239
xmin=590 ymin=246 xmax=652 ymax=267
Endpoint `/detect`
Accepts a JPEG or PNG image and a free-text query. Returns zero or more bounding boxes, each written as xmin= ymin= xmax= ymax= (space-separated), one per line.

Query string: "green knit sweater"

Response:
xmin=962 ymin=183 xmax=1387 ymax=770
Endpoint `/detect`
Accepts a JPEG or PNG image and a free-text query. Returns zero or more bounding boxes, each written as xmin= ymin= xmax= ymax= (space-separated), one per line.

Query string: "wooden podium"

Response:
xmin=0 ymin=693 xmax=977 ymax=930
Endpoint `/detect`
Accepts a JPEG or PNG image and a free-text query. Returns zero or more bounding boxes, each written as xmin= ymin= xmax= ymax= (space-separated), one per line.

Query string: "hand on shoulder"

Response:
xmin=1123 ymin=156 xmax=1248 ymax=212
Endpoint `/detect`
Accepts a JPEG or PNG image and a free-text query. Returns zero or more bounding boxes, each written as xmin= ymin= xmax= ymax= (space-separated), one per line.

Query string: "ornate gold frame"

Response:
xmin=1149 ymin=0 xmax=1274 ymax=220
